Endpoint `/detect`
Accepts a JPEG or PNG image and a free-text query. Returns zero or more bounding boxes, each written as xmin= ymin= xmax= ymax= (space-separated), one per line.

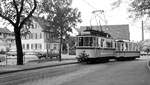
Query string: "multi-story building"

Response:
xmin=21 ymin=17 xmax=60 ymax=54
xmin=0 ymin=28 xmax=15 ymax=52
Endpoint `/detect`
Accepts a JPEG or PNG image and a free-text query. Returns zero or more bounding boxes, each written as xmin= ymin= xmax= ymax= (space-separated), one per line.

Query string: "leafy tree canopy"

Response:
xmin=41 ymin=0 xmax=82 ymax=39
xmin=0 ymin=0 xmax=37 ymax=28
xmin=0 ymin=0 xmax=37 ymax=65
xmin=129 ymin=0 xmax=150 ymax=19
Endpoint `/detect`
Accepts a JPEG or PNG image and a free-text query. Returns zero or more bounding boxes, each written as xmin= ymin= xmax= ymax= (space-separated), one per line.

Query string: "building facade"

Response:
xmin=0 ymin=28 xmax=15 ymax=52
xmin=21 ymin=17 xmax=60 ymax=54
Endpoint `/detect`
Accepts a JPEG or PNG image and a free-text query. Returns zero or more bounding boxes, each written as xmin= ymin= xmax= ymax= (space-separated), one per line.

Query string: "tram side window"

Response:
xmin=133 ymin=43 xmax=136 ymax=51
xmin=84 ymin=37 xmax=95 ymax=46
xmin=116 ymin=42 xmax=119 ymax=51
xmin=106 ymin=41 xmax=113 ymax=48
xmin=113 ymin=42 xmax=115 ymax=48
xmin=79 ymin=37 xmax=83 ymax=46
xmin=117 ymin=42 xmax=121 ymax=51
xmin=115 ymin=42 xmax=117 ymax=49
xmin=92 ymin=37 xmax=97 ymax=46
xmin=101 ymin=39 xmax=104 ymax=47
xmin=84 ymin=37 xmax=91 ymax=46
xmin=125 ymin=43 xmax=128 ymax=51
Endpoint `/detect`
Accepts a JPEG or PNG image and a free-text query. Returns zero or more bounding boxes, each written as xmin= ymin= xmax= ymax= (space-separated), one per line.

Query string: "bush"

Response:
xmin=0 ymin=50 xmax=6 ymax=54
xmin=0 ymin=55 xmax=5 ymax=62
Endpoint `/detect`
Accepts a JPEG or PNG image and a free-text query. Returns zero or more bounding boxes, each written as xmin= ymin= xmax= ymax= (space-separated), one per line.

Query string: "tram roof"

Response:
xmin=77 ymin=29 xmax=112 ymax=38
xmin=76 ymin=24 xmax=130 ymax=40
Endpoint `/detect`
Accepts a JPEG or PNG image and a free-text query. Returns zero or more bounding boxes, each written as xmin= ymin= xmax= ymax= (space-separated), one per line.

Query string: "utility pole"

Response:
xmin=142 ymin=20 xmax=144 ymax=41
xmin=59 ymin=27 xmax=63 ymax=61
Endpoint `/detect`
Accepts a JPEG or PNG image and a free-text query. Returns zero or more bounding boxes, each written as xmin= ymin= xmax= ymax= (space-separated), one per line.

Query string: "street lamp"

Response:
xmin=141 ymin=20 xmax=144 ymax=41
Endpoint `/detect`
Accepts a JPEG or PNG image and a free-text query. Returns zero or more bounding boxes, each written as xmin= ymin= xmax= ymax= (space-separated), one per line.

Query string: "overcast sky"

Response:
xmin=0 ymin=0 xmax=150 ymax=41
xmin=72 ymin=0 xmax=150 ymax=41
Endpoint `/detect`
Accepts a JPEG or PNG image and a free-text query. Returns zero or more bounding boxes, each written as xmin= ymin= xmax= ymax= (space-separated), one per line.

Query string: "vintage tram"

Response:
xmin=76 ymin=29 xmax=140 ymax=63
xmin=115 ymin=40 xmax=140 ymax=61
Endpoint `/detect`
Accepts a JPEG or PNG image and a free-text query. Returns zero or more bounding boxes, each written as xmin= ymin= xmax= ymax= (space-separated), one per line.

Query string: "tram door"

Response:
xmin=116 ymin=41 xmax=125 ymax=57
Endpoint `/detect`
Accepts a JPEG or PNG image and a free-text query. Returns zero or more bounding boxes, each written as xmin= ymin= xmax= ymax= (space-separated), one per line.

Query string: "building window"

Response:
xmin=30 ymin=33 xmax=33 ymax=39
xmin=35 ymin=44 xmax=37 ymax=49
xmin=26 ymin=44 xmax=29 ymax=50
xmin=47 ymin=33 xmax=49 ymax=39
xmin=31 ymin=44 xmax=33 ymax=49
xmin=45 ymin=33 xmax=47 ymax=39
xmin=40 ymin=44 xmax=42 ymax=49
xmin=54 ymin=44 xmax=57 ymax=49
xmin=40 ymin=33 xmax=42 ymax=39
xmin=35 ymin=33 xmax=37 ymax=39
xmin=37 ymin=33 xmax=40 ymax=39
xmin=37 ymin=44 xmax=42 ymax=49
xmin=46 ymin=43 xmax=48 ymax=49
xmin=22 ymin=44 xmax=25 ymax=49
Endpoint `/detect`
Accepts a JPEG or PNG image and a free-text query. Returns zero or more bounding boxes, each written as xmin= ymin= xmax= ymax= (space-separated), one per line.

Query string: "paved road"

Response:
xmin=0 ymin=64 xmax=82 ymax=85
xmin=0 ymin=56 xmax=150 ymax=85
xmin=20 ymin=57 xmax=150 ymax=85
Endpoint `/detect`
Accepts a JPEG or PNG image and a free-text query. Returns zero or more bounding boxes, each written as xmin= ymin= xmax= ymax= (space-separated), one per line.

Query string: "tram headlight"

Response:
xmin=78 ymin=51 xmax=89 ymax=59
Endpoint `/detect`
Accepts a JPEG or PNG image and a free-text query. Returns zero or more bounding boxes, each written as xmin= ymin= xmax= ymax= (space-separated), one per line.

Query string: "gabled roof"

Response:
xmin=0 ymin=28 xmax=12 ymax=34
xmin=32 ymin=17 xmax=54 ymax=32
xmin=78 ymin=24 xmax=130 ymax=40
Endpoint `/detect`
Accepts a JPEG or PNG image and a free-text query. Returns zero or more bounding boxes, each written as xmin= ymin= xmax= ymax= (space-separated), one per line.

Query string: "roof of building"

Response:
xmin=0 ymin=28 xmax=12 ymax=34
xmin=77 ymin=24 xmax=130 ymax=40
xmin=32 ymin=17 xmax=54 ymax=32
xmin=32 ymin=17 xmax=59 ymax=42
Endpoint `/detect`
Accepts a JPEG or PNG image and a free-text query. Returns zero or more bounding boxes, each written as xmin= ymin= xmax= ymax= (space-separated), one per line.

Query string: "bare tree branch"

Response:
xmin=0 ymin=13 xmax=15 ymax=26
xmin=19 ymin=0 xmax=37 ymax=29
xmin=13 ymin=0 xmax=20 ymax=25
xmin=19 ymin=0 xmax=24 ymax=14
xmin=13 ymin=0 xmax=19 ymax=14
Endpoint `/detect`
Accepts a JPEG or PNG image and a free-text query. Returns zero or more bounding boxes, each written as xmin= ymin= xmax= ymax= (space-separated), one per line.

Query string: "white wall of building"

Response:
xmin=21 ymin=19 xmax=60 ymax=53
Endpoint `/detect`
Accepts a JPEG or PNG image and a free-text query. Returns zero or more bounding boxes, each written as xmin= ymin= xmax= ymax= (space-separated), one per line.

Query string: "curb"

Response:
xmin=147 ymin=61 xmax=150 ymax=71
xmin=0 ymin=62 xmax=78 ymax=75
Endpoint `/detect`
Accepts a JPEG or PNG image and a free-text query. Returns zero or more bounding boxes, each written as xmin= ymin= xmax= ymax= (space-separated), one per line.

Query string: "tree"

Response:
xmin=111 ymin=0 xmax=150 ymax=18
xmin=42 ymin=0 xmax=81 ymax=61
xmin=129 ymin=0 xmax=150 ymax=19
xmin=0 ymin=0 xmax=37 ymax=65
xmin=145 ymin=48 xmax=150 ymax=54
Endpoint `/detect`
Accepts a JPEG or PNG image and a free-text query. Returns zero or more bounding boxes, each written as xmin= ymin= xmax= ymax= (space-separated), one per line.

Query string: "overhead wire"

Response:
xmin=81 ymin=0 xmax=97 ymax=10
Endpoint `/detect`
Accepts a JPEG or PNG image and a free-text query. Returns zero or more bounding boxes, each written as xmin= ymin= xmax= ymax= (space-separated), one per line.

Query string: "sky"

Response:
xmin=0 ymin=0 xmax=150 ymax=41
xmin=72 ymin=0 xmax=150 ymax=42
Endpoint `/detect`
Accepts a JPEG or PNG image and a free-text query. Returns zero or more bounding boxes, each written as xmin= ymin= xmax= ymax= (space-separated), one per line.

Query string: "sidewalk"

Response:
xmin=0 ymin=59 xmax=78 ymax=75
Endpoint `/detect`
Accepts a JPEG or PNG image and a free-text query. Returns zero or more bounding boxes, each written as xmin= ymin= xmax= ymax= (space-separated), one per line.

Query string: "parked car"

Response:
xmin=0 ymin=55 xmax=5 ymax=62
xmin=35 ymin=52 xmax=59 ymax=60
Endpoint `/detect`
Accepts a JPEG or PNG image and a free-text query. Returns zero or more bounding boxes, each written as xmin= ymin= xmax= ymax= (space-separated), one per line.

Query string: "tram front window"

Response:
xmin=78 ymin=37 xmax=95 ymax=46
